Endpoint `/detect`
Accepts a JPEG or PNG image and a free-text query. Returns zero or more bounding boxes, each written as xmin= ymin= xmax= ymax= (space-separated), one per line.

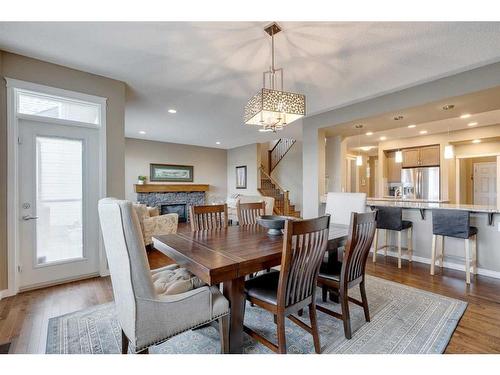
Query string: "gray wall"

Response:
xmin=227 ymin=143 xmax=261 ymax=196
xmin=125 ymin=138 xmax=227 ymax=202
xmin=0 ymin=51 xmax=126 ymax=291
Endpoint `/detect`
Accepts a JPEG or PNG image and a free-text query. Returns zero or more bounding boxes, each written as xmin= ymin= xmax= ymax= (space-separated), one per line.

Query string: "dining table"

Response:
xmin=152 ymin=222 xmax=349 ymax=353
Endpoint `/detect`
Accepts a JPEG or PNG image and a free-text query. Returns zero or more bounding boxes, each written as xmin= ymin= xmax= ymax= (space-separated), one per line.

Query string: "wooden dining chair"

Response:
xmin=243 ymin=215 xmax=331 ymax=354
xmin=236 ymin=201 xmax=266 ymax=225
xmin=189 ymin=204 xmax=228 ymax=231
xmin=316 ymin=211 xmax=377 ymax=339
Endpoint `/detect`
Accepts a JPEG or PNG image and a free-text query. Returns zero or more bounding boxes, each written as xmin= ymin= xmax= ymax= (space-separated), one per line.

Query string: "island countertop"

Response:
xmin=366 ymin=198 xmax=500 ymax=214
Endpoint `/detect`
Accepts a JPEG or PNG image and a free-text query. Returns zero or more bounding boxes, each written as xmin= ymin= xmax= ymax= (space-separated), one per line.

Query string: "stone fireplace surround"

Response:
xmin=136 ymin=191 xmax=205 ymax=222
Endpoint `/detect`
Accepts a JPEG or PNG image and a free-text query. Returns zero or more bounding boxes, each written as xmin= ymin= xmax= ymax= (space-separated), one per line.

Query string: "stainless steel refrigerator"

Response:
xmin=401 ymin=167 xmax=440 ymax=201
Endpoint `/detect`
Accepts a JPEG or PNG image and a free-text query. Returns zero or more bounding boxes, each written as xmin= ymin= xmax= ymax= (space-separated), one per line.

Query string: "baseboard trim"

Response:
xmin=0 ymin=288 xmax=15 ymax=300
xmin=17 ymin=272 xmax=101 ymax=293
xmin=370 ymin=248 xmax=500 ymax=280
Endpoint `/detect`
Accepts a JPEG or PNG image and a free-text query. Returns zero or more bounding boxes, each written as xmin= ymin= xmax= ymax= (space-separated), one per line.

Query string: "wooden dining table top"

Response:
xmin=152 ymin=223 xmax=349 ymax=286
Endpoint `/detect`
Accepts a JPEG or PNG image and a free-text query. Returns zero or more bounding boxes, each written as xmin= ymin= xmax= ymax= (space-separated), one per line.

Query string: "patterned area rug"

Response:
xmin=46 ymin=276 xmax=466 ymax=354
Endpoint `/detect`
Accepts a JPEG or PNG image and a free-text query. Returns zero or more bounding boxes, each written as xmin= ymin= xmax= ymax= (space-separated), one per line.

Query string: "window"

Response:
xmin=17 ymin=90 xmax=101 ymax=125
xmin=36 ymin=136 xmax=84 ymax=264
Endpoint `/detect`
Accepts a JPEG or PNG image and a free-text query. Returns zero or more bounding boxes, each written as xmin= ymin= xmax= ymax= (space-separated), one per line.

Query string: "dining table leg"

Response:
xmin=223 ymin=276 xmax=246 ymax=354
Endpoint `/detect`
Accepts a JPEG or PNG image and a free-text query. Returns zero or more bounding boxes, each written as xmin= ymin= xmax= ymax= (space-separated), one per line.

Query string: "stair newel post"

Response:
xmin=268 ymin=149 xmax=272 ymax=173
xmin=284 ymin=190 xmax=290 ymax=216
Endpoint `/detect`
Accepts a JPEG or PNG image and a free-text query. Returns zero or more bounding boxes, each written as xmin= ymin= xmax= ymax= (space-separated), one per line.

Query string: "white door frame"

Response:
xmin=5 ymin=78 xmax=108 ymax=297
xmin=455 ymin=152 xmax=500 ymax=205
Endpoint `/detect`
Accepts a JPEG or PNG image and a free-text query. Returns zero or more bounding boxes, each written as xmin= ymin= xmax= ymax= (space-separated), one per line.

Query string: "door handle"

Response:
xmin=22 ymin=215 xmax=39 ymax=221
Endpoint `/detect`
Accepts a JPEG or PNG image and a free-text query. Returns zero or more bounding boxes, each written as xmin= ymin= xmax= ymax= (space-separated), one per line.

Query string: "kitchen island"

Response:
xmin=366 ymin=198 xmax=500 ymax=279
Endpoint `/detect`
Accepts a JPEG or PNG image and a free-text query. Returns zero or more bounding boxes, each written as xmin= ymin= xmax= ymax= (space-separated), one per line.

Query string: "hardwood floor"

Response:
xmin=1 ymin=250 xmax=499 ymax=353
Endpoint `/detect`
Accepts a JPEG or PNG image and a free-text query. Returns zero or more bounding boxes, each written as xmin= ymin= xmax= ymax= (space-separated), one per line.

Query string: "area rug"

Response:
xmin=46 ymin=275 xmax=466 ymax=354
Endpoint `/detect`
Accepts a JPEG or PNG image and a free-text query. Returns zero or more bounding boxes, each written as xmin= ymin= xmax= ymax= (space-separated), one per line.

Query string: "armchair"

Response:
xmin=98 ymin=198 xmax=230 ymax=354
xmin=133 ymin=203 xmax=178 ymax=246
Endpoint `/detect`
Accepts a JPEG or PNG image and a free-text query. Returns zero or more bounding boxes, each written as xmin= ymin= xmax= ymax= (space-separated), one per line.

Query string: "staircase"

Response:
xmin=258 ymin=138 xmax=301 ymax=218
xmin=268 ymin=138 xmax=296 ymax=172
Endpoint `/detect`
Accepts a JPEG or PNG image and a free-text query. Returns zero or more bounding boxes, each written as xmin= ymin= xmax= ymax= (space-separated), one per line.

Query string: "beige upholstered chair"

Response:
xmin=133 ymin=203 xmax=178 ymax=246
xmin=98 ymin=198 xmax=230 ymax=354
xmin=324 ymin=192 xmax=367 ymax=225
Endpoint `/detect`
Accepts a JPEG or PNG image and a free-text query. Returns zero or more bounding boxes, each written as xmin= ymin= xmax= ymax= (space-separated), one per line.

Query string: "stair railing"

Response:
xmin=268 ymin=138 xmax=296 ymax=172
xmin=259 ymin=165 xmax=290 ymax=215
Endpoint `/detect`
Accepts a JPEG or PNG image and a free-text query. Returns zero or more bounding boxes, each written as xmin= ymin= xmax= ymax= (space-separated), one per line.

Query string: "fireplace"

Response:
xmin=135 ymin=187 xmax=206 ymax=223
xmin=161 ymin=203 xmax=187 ymax=223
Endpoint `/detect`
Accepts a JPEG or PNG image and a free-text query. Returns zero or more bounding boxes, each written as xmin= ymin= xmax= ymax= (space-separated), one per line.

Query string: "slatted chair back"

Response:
xmin=277 ymin=215 xmax=331 ymax=308
xmin=237 ymin=201 xmax=266 ymax=225
xmin=189 ymin=204 xmax=228 ymax=231
xmin=341 ymin=211 xmax=377 ymax=285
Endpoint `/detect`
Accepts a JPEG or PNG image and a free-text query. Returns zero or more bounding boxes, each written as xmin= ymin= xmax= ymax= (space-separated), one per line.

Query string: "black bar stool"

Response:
xmin=372 ymin=206 xmax=413 ymax=268
xmin=431 ymin=209 xmax=477 ymax=284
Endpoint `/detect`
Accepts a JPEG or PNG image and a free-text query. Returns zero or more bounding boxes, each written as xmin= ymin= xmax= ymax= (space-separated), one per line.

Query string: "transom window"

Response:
xmin=17 ymin=89 xmax=101 ymax=125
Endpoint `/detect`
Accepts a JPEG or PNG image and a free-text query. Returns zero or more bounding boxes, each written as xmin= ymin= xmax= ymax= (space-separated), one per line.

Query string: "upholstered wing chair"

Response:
xmin=133 ymin=203 xmax=178 ymax=246
xmin=98 ymin=198 xmax=230 ymax=354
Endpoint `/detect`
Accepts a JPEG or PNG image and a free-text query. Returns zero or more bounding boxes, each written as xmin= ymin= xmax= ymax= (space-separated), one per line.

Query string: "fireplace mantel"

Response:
xmin=134 ymin=184 xmax=209 ymax=193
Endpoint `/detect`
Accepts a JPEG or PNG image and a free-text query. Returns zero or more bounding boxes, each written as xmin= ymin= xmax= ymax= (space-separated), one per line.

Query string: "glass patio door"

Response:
xmin=18 ymin=119 xmax=100 ymax=289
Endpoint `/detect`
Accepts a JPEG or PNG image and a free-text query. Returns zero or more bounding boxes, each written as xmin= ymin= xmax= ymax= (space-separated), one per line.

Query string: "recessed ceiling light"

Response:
xmin=379 ymin=136 xmax=387 ymax=141
xmin=468 ymin=122 xmax=478 ymax=127
xmin=360 ymin=146 xmax=373 ymax=151
xmin=408 ymin=124 xmax=416 ymax=129
xmin=168 ymin=109 xmax=177 ymax=114
xmin=419 ymin=130 xmax=428 ymax=135
xmin=216 ymin=141 xmax=221 ymax=145
xmin=365 ymin=132 xmax=373 ymax=136
xmin=472 ymin=139 xmax=481 ymax=144
xmin=460 ymin=113 xmax=471 ymax=119
xmin=139 ymin=130 xmax=146 ymax=135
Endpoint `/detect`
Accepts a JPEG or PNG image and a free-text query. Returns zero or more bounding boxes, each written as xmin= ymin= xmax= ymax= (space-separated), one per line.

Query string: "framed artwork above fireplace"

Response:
xmin=150 ymin=163 xmax=194 ymax=182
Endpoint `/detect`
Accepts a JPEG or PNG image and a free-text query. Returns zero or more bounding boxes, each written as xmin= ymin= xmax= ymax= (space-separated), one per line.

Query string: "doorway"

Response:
xmin=473 ymin=162 xmax=497 ymax=205
xmin=17 ymin=120 xmax=100 ymax=289
xmin=7 ymin=79 xmax=107 ymax=294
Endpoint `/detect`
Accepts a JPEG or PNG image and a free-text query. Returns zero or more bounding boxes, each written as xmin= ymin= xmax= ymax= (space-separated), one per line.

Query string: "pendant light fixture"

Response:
xmin=443 ymin=105 xmax=455 ymax=159
xmin=444 ymin=125 xmax=455 ymax=159
xmin=356 ymin=124 xmax=363 ymax=166
xmin=244 ymin=23 xmax=306 ymax=132
xmin=394 ymin=115 xmax=403 ymax=163
xmin=395 ymin=150 xmax=403 ymax=163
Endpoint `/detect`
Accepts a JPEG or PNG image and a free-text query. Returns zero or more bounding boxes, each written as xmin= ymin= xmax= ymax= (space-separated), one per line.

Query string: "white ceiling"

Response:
xmin=1 ymin=22 xmax=500 ymax=149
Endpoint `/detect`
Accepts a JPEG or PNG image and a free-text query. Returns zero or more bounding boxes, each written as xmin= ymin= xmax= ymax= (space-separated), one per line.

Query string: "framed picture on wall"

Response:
xmin=150 ymin=163 xmax=194 ymax=182
xmin=235 ymin=165 xmax=247 ymax=189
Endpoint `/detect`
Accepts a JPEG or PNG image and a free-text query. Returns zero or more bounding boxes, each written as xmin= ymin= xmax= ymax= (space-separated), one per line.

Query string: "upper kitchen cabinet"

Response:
xmin=403 ymin=145 xmax=440 ymax=167
xmin=402 ymin=148 xmax=420 ymax=168
xmin=419 ymin=145 xmax=440 ymax=166
xmin=386 ymin=151 xmax=402 ymax=182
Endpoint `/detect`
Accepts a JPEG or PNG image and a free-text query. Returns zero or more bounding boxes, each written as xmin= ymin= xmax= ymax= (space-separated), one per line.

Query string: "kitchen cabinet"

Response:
xmin=419 ymin=145 xmax=440 ymax=166
xmin=386 ymin=151 xmax=402 ymax=182
xmin=402 ymin=145 xmax=440 ymax=168
xmin=402 ymin=149 xmax=420 ymax=168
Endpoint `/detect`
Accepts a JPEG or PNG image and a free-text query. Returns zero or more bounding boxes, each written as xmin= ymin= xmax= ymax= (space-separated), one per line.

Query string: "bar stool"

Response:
xmin=372 ymin=206 xmax=413 ymax=268
xmin=431 ymin=209 xmax=477 ymax=284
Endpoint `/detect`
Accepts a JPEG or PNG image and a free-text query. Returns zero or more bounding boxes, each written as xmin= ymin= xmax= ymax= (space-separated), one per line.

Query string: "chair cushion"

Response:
xmin=318 ymin=261 xmax=343 ymax=282
xmin=244 ymin=270 xmax=280 ymax=305
xmin=151 ymin=264 xmax=205 ymax=296
xmin=402 ymin=220 xmax=413 ymax=230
